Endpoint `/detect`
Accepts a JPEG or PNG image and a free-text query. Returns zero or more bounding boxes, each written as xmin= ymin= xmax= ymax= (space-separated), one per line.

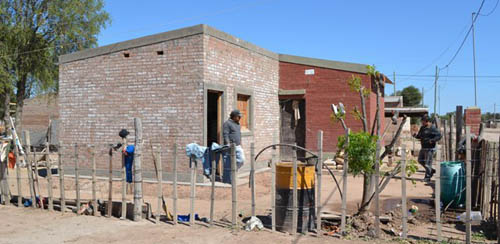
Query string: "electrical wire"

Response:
xmin=479 ymin=0 xmax=499 ymax=16
xmin=439 ymin=0 xmax=486 ymax=71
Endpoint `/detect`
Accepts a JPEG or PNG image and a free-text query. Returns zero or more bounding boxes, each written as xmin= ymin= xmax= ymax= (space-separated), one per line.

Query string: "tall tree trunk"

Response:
xmin=2 ymin=86 xmax=11 ymax=135
xmin=359 ymin=88 xmax=368 ymax=132
xmin=14 ymin=74 xmax=27 ymax=134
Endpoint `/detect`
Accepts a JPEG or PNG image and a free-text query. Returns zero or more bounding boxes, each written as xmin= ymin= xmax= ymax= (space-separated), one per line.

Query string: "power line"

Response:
xmin=439 ymin=0 xmax=486 ymax=71
xmin=479 ymin=0 xmax=499 ymax=16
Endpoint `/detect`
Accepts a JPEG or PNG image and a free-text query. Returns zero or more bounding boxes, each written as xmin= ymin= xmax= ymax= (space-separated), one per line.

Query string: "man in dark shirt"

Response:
xmin=223 ymin=110 xmax=242 ymax=146
xmin=413 ymin=114 xmax=442 ymax=181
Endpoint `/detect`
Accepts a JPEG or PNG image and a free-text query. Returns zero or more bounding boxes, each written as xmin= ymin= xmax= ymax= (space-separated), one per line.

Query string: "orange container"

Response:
xmin=8 ymin=152 xmax=15 ymax=169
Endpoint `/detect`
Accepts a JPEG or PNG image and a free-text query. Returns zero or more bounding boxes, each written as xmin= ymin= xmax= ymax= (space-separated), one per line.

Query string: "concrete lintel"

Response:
xmin=278 ymin=89 xmax=306 ymax=96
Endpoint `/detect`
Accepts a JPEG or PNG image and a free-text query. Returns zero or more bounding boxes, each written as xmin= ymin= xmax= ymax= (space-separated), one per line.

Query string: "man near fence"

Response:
xmin=222 ymin=110 xmax=246 ymax=183
xmin=413 ymin=114 xmax=442 ymax=182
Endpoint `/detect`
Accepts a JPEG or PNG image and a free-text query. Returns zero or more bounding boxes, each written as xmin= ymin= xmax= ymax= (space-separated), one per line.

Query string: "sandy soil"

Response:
xmin=0 ymin=160 xmax=483 ymax=244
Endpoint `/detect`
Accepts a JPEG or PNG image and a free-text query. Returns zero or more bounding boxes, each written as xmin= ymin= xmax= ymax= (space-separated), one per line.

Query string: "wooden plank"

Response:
xmin=59 ymin=145 xmax=66 ymax=213
xmin=250 ymin=143 xmax=256 ymax=217
xmin=173 ymin=143 xmax=178 ymax=225
xmin=402 ymin=144 xmax=408 ymax=239
xmin=435 ymin=146 xmax=442 ymax=241
xmin=189 ymin=156 xmax=196 ymax=226
xmin=465 ymin=126 xmax=472 ymax=244
xmin=75 ymin=144 xmax=80 ymax=213
xmin=443 ymin=121 xmax=448 ymax=161
xmin=341 ymin=128 xmax=350 ymax=235
xmin=23 ymin=131 xmax=36 ymax=209
xmin=374 ymin=139 xmax=381 ymax=238
xmin=271 ymin=132 xmax=277 ymax=231
xmin=107 ymin=145 xmax=113 ymax=218
xmin=156 ymin=146 xmax=162 ymax=224
xmin=316 ymin=130 xmax=323 ymax=234
xmin=292 ymin=143 xmax=298 ymax=235
xmin=91 ymin=145 xmax=96 ymax=216
xmin=449 ymin=116 xmax=455 ymax=161
xmin=133 ymin=118 xmax=143 ymax=222
xmin=231 ymin=143 xmax=237 ymax=230
xmin=121 ymin=137 xmax=127 ymax=220
xmin=46 ymin=139 xmax=53 ymax=211
xmin=0 ymin=136 xmax=10 ymax=205
xmin=210 ymin=146 xmax=216 ymax=227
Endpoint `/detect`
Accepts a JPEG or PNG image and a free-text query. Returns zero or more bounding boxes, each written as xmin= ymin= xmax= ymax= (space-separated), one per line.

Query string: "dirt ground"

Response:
xmin=0 ymin=160 xmax=489 ymax=244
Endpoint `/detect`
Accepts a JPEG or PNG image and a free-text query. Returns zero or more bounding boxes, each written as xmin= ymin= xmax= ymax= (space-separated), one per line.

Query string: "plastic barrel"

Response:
xmin=275 ymin=162 xmax=316 ymax=233
xmin=440 ymin=161 xmax=465 ymax=208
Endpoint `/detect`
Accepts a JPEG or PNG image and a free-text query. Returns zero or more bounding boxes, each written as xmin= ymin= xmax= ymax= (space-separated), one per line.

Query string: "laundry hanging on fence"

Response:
xmin=124 ymin=145 xmax=134 ymax=183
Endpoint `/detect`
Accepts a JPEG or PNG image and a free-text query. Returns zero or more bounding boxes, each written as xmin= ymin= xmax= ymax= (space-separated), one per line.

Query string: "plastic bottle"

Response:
xmin=457 ymin=211 xmax=482 ymax=222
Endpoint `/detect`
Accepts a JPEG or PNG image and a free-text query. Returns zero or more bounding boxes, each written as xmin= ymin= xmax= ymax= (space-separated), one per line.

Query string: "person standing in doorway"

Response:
xmin=413 ymin=114 xmax=442 ymax=182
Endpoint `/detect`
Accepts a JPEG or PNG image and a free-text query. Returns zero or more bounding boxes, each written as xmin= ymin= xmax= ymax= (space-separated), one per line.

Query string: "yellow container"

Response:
xmin=276 ymin=162 xmax=315 ymax=190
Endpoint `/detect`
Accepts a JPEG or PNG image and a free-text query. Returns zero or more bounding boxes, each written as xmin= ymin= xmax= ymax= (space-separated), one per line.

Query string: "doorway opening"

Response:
xmin=280 ymin=99 xmax=306 ymax=161
xmin=207 ymin=90 xmax=223 ymax=147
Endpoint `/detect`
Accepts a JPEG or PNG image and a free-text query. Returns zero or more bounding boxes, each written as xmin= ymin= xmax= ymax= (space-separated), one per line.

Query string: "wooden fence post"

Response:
xmin=271 ymin=132 xmax=277 ymax=231
xmin=189 ymin=156 xmax=196 ymax=226
xmin=156 ymin=146 xmax=162 ymax=224
xmin=121 ymin=137 xmax=127 ymax=220
xmin=107 ymin=145 xmax=113 ymax=218
xmin=74 ymin=144 xmax=80 ymax=212
xmin=0 ymin=137 xmax=10 ymax=205
xmin=401 ymin=145 xmax=408 ymax=239
xmin=33 ymin=151 xmax=42 ymax=209
xmin=23 ymin=131 xmax=36 ymax=208
xmin=133 ymin=118 xmax=143 ymax=222
xmin=435 ymin=146 xmax=442 ymax=241
xmin=46 ymin=139 xmax=53 ymax=211
xmin=91 ymin=145 xmax=96 ymax=216
xmin=210 ymin=145 xmax=216 ymax=227
xmin=497 ymin=137 xmax=500 ymax=244
xmin=449 ymin=116 xmax=455 ymax=161
xmin=230 ymin=143 xmax=238 ymax=230
xmin=250 ymin=143 xmax=256 ymax=217
xmin=341 ymin=128 xmax=350 ymax=235
xmin=316 ymin=130 xmax=323 ymax=234
xmin=456 ymin=106 xmax=463 ymax=160
xmin=59 ymin=145 xmax=66 ymax=213
xmin=292 ymin=143 xmax=298 ymax=235
xmin=173 ymin=143 xmax=178 ymax=225
xmin=374 ymin=139 xmax=381 ymax=238
xmin=13 ymin=129 xmax=22 ymax=207
xmin=465 ymin=126 xmax=472 ymax=244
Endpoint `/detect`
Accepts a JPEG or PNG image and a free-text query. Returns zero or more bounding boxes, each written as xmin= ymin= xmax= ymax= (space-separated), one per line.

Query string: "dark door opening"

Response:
xmin=280 ymin=99 xmax=306 ymax=161
xmin=207 ymin=91 xmax=223 ymax=147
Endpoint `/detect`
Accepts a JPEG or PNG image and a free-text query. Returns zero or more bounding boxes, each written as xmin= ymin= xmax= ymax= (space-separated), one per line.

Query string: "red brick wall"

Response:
xmin=279 ymin=62 xmax=384 ymax=153
xmin=465 ymin=107 xmax=481 ymax=135
xmin=204 ymin=35 xmax=279 ymax=162
xmin=59 ymin=33 xmax=280 ymax=181
xmin=59 ymin=34 xmax=205 ymax=180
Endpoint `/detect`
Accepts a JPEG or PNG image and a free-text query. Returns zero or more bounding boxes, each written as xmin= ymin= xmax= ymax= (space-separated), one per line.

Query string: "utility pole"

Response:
xmin=422 ymin=87 xmax=424 ymax=107
xmin=438 ymin=85 xmax=441 ymax=115
xmin=494 ymin=103 xmax=497 ymax=121
xmin=472 ymin=12 xmax=478 ymax=107
xmin=393 ymin=71 xmax=396 ymax=95
xmin=434 ymin=66 xmax=439 ymax=118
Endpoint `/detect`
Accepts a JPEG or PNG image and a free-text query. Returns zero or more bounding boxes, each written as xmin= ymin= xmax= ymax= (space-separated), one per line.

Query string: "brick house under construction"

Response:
xmin=58 ymin=24 xmax=390 ymax=181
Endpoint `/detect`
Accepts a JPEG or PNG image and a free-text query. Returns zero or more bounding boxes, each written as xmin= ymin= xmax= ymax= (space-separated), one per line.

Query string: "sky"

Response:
xmin=97 ymin=0 xmax=500 ymax=115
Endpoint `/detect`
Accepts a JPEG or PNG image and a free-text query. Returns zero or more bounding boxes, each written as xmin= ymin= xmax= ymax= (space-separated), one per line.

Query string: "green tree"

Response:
xmin=0 ymin=0 xmax=110 ymax=131
xmin=395 ymin=85 xmax=422 ymax=107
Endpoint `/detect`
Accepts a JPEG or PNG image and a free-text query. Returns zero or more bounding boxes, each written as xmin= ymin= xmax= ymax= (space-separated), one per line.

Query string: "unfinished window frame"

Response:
xmin=204 ymin=83 xmax=227 ymax=147
xmin=234 ymin=87 xmax=254 ymax=137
